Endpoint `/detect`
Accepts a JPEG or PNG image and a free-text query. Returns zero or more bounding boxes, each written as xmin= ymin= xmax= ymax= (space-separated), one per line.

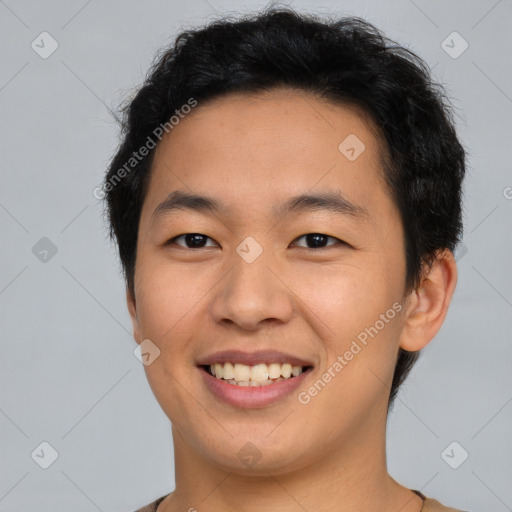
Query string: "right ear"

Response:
xmin=126 ymin=287 xmax=141 ymax=344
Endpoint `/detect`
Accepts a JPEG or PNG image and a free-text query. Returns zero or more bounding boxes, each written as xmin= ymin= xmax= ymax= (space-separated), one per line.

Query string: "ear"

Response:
xmin=126 ymin=287 xmax=141 ymax=344
xmin=398 ymin=249 xmax=458 ymax=352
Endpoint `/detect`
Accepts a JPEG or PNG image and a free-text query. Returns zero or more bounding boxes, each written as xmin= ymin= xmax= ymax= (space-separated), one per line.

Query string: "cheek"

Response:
xmin=133 ymin=262 xmax=205 ymax=421
xmin=134 ymin=257 xmax=208 ymax=341
xmin=295 ymin=270 xmax=403 ymax=422
xmin=291 ymin=255 xmax=404 ymax=409
xmin=290 ymin=253 xmax=402 ymax=345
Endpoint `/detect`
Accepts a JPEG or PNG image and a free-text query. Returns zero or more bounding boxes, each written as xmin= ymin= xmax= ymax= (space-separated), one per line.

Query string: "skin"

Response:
xmin=127 ymin=87 xmax=458 ymax=512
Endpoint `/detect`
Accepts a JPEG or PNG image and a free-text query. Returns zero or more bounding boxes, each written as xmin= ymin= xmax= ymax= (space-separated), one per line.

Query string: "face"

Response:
xmin=128 ymin=88 xmax=411 ymax=474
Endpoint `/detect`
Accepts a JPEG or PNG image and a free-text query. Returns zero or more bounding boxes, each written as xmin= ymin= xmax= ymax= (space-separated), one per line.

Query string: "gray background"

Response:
xmin=1 ymin=0 xmax=511 ymax=511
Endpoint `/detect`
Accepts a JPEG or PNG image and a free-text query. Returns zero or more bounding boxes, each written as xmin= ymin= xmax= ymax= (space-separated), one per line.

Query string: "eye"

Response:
xmin=166 ymin=232 xmax=347 ymax=250
xmin=167 ymin=233 xmax=218 ymax=249
xmin=291 ymin=233 xmax=346 ymax=250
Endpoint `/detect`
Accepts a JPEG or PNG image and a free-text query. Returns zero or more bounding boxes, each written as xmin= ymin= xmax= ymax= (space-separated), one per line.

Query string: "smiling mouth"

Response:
xmin=201 ymin=362 xmax=314 ymax=387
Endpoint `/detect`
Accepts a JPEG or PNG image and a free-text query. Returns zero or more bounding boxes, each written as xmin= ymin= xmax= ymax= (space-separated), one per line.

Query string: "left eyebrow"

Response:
xmin=273 ymin=190 xmax=369 ymax=221
xmin=151 ymin=189 xmax=369 ymax=224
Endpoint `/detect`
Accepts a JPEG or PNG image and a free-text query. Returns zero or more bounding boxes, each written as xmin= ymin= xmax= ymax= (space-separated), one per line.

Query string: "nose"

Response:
xmin=209 ymin=250 xmax=294 ymax=332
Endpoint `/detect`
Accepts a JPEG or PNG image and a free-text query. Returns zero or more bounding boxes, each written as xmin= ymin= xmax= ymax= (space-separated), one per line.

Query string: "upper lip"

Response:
xmin=196 ymin=350 xmax=314 ymax=368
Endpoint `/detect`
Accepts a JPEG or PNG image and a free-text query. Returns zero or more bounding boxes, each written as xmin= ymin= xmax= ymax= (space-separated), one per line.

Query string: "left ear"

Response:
xmin=398 ymin=249 xmax=458 ymax=352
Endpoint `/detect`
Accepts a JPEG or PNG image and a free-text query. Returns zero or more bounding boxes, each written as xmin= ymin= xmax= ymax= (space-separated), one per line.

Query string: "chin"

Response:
xmin=193 ymin=429 xmax=315 ymax=476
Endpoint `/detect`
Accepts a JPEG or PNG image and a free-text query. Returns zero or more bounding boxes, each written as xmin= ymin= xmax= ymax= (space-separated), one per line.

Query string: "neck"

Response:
xmin=159 ymin=414 xmax=422 ymax=512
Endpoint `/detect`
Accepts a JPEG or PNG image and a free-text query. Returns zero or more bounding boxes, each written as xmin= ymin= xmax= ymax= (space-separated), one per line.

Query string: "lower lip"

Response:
xmin=199 ymin=367 xmax=311 ymax=408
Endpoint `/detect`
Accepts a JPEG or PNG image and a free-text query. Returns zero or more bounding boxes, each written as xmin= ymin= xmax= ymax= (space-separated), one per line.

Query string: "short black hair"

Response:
xmin=103 ymin=6 xmax=465 ymax=406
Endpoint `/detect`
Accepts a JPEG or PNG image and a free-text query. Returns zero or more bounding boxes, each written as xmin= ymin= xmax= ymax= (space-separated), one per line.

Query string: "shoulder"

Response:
xmin=423 ymin=497 xmax=468 ymax=512
xmin=132 ymin=493 xmax=468 ymax=512
xmin=132 ymin=493 xmax=169 ymax=512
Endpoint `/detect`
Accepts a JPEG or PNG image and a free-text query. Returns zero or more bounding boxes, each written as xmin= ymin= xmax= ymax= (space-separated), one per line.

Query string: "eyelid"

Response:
xmin=291 ymin=234 xmax=347 ymax=249
xmin=168 ymin=234 xmax=219 ymax=248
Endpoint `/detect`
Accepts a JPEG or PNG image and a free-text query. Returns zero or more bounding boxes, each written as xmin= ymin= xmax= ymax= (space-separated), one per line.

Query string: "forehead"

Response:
xmin=158 ymin=88 xmax=384 ymax=160
xmin=143 ymin=87 xmax=391 ymax=222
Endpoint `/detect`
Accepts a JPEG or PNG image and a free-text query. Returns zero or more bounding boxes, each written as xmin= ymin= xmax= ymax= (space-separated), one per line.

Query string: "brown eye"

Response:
xmin=168 ymin=233 xmax=218 ymax=248
xmin=291 ymin=233 xmax=345 ymax=249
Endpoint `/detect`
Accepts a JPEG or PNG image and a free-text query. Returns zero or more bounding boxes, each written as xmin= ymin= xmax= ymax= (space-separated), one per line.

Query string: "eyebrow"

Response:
xmin=151 ymin=189 xmax=369 ymax=224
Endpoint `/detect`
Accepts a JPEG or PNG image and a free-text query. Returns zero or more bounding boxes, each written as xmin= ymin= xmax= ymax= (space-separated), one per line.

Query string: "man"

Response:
xmin=103 ymin=7 xmax=466 ymax=512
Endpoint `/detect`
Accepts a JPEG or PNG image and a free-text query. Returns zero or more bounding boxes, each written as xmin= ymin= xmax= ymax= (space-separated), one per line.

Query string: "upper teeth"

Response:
xmin=210 ymin=362 xmax=303 ymax=382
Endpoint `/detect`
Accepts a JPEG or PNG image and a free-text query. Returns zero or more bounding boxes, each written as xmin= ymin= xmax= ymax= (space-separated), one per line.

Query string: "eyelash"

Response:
xmin=166 ymin=233 xmax=348 ymax=251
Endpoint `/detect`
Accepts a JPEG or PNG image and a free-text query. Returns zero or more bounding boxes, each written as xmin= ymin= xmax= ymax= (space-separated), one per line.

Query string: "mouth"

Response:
xmin=200 ymin=362 xmax=314 ymax=387
xmin=196 ymin=350 xmax=314 ymax=408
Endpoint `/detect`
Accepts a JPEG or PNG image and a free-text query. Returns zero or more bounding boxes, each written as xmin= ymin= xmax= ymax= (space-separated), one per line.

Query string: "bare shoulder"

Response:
xmin=132 ymin=494 xmax=169 ymax=512
xmin=423 ymin=497 xmax=468 ymax=512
